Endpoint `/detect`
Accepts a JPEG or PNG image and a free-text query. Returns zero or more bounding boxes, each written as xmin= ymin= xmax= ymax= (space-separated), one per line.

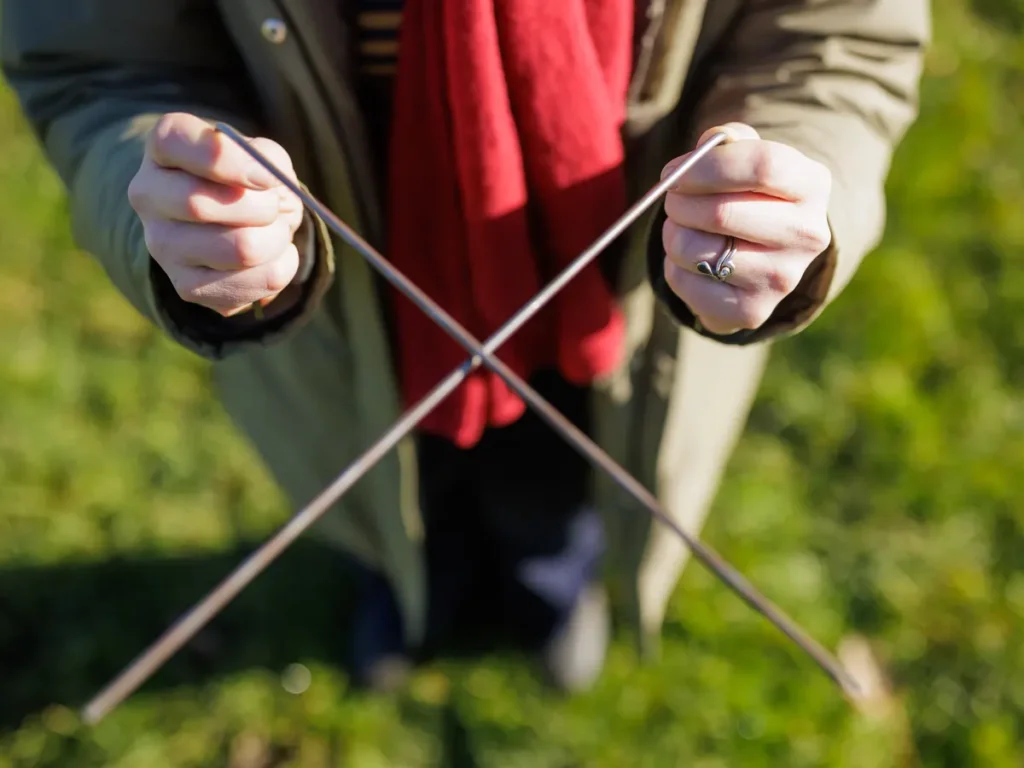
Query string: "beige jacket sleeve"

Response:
xmin=0 ymin=2 xmax=335 ymax=361
xmin=648 ymin=0 xmax=931 ymax=344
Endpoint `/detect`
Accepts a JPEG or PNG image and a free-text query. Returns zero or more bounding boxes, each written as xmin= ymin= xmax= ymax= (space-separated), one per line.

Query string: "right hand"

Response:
xmin=128 ymin=112 xmax=305 ymax=317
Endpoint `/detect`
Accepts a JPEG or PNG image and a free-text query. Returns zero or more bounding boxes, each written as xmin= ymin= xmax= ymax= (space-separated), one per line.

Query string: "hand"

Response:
xmin=659 ymin=123 xmax=832 ymax=336
xmin=128 ymin=112 xmax=305 ymax=317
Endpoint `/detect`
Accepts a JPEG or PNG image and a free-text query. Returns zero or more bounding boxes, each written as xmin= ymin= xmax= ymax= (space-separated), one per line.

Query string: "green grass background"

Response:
xmin=1 ymin=1 xmax=1022 ymax=765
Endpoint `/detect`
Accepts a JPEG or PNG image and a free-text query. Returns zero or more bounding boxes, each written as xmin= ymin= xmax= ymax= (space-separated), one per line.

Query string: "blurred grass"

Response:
xmin=0 ymin=0 xmax=1022 ymax=765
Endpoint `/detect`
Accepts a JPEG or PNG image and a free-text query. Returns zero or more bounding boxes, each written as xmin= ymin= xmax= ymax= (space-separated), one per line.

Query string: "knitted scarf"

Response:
xmin=387 ymin=0 xmax=632 ymax=448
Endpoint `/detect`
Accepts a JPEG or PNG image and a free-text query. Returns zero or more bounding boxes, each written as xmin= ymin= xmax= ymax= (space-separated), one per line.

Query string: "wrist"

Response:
xmin=149 ymin=212 xmax=318 ymax=346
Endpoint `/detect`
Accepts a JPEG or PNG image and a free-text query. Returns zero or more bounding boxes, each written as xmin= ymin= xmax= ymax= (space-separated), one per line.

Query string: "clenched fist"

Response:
xmin=128 ymin=112 xmax=305 ymax=317
xmin=660 ymin=123 xmax=833 ymax=336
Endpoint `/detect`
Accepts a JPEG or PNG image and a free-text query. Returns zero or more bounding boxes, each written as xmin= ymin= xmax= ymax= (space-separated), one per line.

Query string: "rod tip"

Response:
xmin=80 ymin=694 xmax=115 ymax=727
xmin=837 ymin=634 xmax=900 ymax=716
xmin=80 ymin=705 xmax=103 ymax=727
xmin=839 ymin=672 xmax=867 ymax=702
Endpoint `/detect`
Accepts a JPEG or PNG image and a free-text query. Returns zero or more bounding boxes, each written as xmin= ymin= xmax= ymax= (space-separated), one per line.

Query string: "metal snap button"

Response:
xmin=261 ymin=18 xmax=288 ymax=44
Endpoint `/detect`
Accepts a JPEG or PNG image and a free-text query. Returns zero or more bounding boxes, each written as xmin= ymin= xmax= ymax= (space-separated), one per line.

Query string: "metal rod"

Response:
xmin=222 ymin=125 xmax=859 ymax=694
xmin=82 ymin=127 xmax=856 ymax=725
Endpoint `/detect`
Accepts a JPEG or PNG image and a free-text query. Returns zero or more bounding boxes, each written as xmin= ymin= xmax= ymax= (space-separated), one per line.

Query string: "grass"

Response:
xmin=1 ymin=1 xmax=1022 ymax=765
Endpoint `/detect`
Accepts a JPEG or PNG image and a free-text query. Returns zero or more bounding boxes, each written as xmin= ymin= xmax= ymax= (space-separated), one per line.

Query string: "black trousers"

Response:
xmin=417 ymin=370 xmax=606 ymax=651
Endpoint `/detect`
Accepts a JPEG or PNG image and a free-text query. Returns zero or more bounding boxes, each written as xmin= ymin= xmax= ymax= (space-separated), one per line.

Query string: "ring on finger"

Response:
xmin=696 ymin=235 xmax=737 ymax=282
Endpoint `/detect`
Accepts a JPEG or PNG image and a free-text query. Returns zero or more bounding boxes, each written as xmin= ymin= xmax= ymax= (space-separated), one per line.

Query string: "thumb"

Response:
xmin=659 ymin=122 xmax=762 ymax=183
xmin=695 ymin=122 xmax=760 ymax=149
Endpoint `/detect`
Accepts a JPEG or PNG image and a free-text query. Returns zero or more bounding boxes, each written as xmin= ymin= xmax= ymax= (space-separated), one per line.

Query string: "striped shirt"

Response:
xmin=356 ymin=0 xmax=403 ymax=78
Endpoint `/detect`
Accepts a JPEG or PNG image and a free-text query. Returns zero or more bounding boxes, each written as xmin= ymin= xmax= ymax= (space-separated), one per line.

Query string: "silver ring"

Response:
xmin=696 ymin=236 xmax=736 ymax=282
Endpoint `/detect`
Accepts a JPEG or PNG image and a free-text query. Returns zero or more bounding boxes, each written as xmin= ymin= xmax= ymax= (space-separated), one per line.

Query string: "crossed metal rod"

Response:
xmin=81 ymin=125 xmax=859 ymax=725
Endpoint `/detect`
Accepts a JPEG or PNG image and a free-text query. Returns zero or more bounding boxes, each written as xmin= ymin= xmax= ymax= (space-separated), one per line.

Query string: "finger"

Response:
xmin=696 ymin=122 xmax=760 ymax=148
xmin=661 ymin=219 xmax=805 ymax=296
xmin=148 ymin=113 xmax=295 ymax=190
xmin=129 ymin=166 xmax=284 ymax=227
xmin=278 ymin=189 xmax=305 ymax=235
xmin=660 ymin=122 xmax=754 ymax=183
xmin=661 ymin=140 xmax=830 ymax=202
xmin=664 ymin=192 xmax=831 ymax=252
xmin=173 ymin=244 xmax=300 ymax=314
xmin=145 ymin=217 xmax=295 ymax=272
xmin=252 ymin=141 xmax=304 ymax=232
xmin=663 ymin=260 xmax=776 ymax=335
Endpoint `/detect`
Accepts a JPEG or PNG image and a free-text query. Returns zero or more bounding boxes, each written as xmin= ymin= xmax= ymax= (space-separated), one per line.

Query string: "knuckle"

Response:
xmin=210 ymin=295 xmax=248 ymax=317
xmin=264 ymin=266 xmax=292 ymax=295
xmin=142 ymin=219 xmax=171 ymax=260
xmin=662 ymin=257 xmax=681 ymax=293
xmin=231 ymin=227 xmax=267 ymax=269
xmin=172 ymin=272 xmax=204 ymax=305
xmin=264 ymin=246 xmax=298 ymax=293
xmin=792 ymin=216 xmax=832 ymax=253
xmin=126 ymin=173 xmax=149 ymax=212
xmin=176 ymin=284 xmax=202 ymax=305
xmin=709 ymin=200 xmax=735 ymax=232
xmin=183 ymin=192 xmax=212 ymax=222
xmin=661 ymin=218 xmax=680 ymax=257
xmin=750 ymin=144 xmax=779 ymax=189
xmin=767 ymin=266 xmax=802 ymax=296
xmin=815 ymin=221 xmax=833 ymax=250
xmin=699 ymin=316 xmax=739 ymax=336
xmin=734 ymin=300 xmax=774 ymax=330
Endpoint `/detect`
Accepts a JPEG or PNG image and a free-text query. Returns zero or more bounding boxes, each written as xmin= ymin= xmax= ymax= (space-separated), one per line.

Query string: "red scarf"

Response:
xmin=387 ymin=0 xmax=632 ymax=448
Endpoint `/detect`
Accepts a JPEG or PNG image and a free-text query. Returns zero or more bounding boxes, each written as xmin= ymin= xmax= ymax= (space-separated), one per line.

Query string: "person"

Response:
xmin=1 ymin=0 xmax=928 ymax=693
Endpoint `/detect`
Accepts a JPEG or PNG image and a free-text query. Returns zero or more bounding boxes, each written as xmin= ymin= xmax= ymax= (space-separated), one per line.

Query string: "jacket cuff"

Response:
xmin=645 ymin=205 xmax=838 ymax=345
xmin=140 ymin=209 xmax=335 ymax=359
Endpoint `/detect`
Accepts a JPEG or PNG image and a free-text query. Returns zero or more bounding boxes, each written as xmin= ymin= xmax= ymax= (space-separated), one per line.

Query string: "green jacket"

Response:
xmin=1 ymin=0 xmax=929 ymax=652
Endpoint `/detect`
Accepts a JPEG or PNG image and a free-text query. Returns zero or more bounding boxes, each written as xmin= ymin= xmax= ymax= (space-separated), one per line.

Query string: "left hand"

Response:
xmin=660 ymin=123 xmax=833 ymax=336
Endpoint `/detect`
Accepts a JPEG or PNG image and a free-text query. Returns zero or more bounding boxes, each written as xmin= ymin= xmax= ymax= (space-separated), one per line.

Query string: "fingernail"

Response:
xmin=661 ymin=159 xmax=681 ymax=180
xmin=278 ymin=189 xmax=301 ymax=214
xmin=694 ymin=130 xmax=720 ymax=149
xmin=696 ymin=122 xmax=758 ymax=149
